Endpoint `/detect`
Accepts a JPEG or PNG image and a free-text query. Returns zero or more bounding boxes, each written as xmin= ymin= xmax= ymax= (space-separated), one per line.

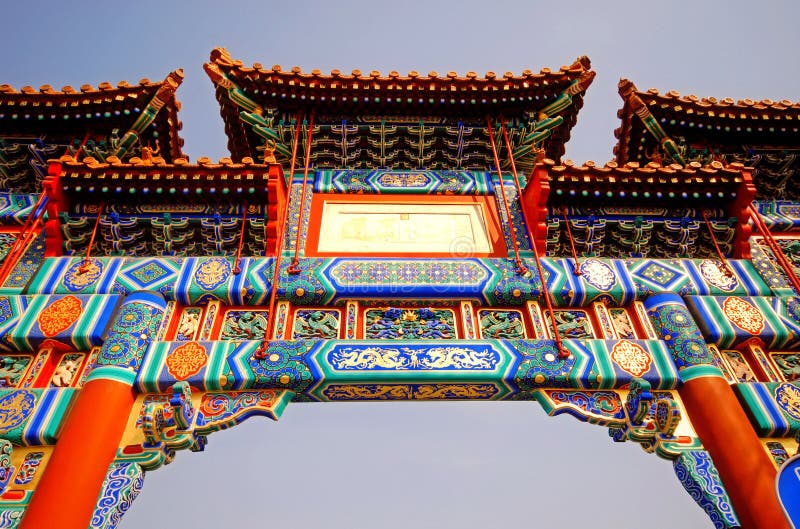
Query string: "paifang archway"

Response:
xmin=0 ymin=49 xmax=797 ymax=529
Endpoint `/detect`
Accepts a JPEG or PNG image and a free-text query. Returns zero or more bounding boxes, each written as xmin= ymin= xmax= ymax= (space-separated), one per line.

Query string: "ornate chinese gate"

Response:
xmin=0 ymin=49 xmax=797 ymax=529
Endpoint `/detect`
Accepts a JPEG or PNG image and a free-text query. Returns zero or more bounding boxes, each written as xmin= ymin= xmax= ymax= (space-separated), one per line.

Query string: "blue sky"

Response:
xmin=3 ymin=1 xmax=799 ymax=527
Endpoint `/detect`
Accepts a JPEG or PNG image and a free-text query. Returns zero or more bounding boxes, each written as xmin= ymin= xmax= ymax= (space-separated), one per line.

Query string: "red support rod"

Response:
xmin=0 ymin=192 xmax=49 ymax=284
xmin=701 ymin=210 xmax=732 ymax=277
xmin=62 ymin=131 xmax=90 ymax=159
xmin=288 ymin=111 xmax=315 ymax=275
xmin=233 ymin=202 xmax=248 ymax=275
xmin=498 ymin=119 xmax=568 ymax=358
xmin=531 ymin=222 xmax=569 ymax=359
xmin=80 ymin=203 xmax=105 ymax=273
xmin=486 ymin=117 xmax=527 ymax=275
xmin=561 ymin=209 xmax=582 ymax=276
xmin=257 ymin=115 xmax=303 ymax=357
xmin=749 ymin=203 xmax=800 ymax=293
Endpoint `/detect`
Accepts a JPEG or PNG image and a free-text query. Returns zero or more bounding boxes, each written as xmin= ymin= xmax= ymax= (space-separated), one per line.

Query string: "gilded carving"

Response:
xmin=166 ymin=342 xmax=208 ymax=380
xmin=221 ymin=311 xmax=267 ymax=340
xmin=63 ymin=259 xmax=103 ymax=292
xmin=722 ymin=297 xmax=765 ymax=335
xmin=610 ymin=340 xmax=652 ymax=377
xmin=579 ymin=259 xmax=616 ymax=291
xmin=772 ymin=353 xmax=800 ymax=382
xmin=322 ymin=383 xmax=498 ymax=400
xmin=699 ymin=260 xmax=737 ymax=292
xmin=721 ymin=351 xmax=756 ymax=382
xmin=194 ymin=258 xmax=231 ymax=291
xmin=329 ymin=345 xmax=498 ymax=370
xmin=50 ymin=353 xmax=83 ymax=387
xmin=775 ymin=383 xmax=800 ymax=421
xmin=37 ymin=296 xmax=83 ymax=337
xmin=377 ymin=172 xmax=430 ymax=188
xmin=609 ymin=309 xmax=636 ymax=339
xmin=479 ymin=310 xmax=525 ymax=339
xmin=0 ymin=357 xmax=31 ymax=388
xmin=0 ymin=390 xmax=36 ymax=431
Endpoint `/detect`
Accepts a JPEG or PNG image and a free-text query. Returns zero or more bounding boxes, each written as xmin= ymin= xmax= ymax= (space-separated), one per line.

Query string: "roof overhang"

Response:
xmin=0 ymin=71 xmax=186 ymax=161
xmin=205 ymin=47 xmax=594 ymax=170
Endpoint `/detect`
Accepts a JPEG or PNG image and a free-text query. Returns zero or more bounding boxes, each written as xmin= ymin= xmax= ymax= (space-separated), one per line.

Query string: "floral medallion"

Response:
xmin=610 ymin=340 xmax=652 ymax=377
xmin=194 ymin=258 xmax=231 ymax=291
xmin=699 ymin=260 xmax=738 ymax=292
xmin=166 ymin=341 xmax=208 ymax=380
xmin=722 ymin=297 xmax=765 ymax=335
xmin=37 ymin=296 xmax=83 ymax=337
xmin=579 ymin=259 xmax=616 ymax=291
xmin=63 ymin=259 xmax=103 ymax=292
xmin=775 ymin=382 xmax=800 ymax=421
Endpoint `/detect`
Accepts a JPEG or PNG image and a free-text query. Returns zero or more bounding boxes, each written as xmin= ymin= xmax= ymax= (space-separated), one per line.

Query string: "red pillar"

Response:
xmin=645 ymin=293 xmax=789 ymax=529
xmin=20 ymin=291 xmax=167 ymax=529
xmin=681 ymin=375 xmax=790 ymax=529
xmin=42 ymin=160 xmax=66 ymax=257
xmin=19 ymin=380 xmax=134 ymax=529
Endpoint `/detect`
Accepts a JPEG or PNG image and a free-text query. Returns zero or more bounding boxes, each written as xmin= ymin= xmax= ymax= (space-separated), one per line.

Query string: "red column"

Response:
xmin=681 ymin=375 xmax=789 ymax=529
xmin=20 ymin=291 xmax=167 ymax=529
xmin=19 ymin=380 xmax=134 ymax=529
xmin=645 ymin=293 xmax=789 ymax=529
xmin=42 ymin=160 xmax=66 ymax=257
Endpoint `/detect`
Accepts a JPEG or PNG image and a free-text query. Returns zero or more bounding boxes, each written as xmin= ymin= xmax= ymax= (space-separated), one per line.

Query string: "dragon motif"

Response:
xmin=221 ymin=311 xmax=268 ymax=340
xmin=329 ymin=345 xmax=498 ymax=370
xmin=479 ymin=310 xmax=525 ymax=339
xmin=293 ymin=310 xmax=339 ymax=339
xmin=773 ymin=353 xmax=800 ymax=382
xmin=0 ymin=357 xmax=31 ymax=388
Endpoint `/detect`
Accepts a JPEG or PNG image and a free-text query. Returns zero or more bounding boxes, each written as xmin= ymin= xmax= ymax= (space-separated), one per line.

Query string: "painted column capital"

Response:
xmin=643 ymin=293 xmax=724 ymax=381
xmin=88 ymin=291 xmax=167 ymax=386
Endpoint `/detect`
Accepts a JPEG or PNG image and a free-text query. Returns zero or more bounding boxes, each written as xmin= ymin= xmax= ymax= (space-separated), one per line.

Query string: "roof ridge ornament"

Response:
xmin=618 ymin=79 xmax=685 ymax=166
xmin=112 ymin=69 xmax=184 ymax=159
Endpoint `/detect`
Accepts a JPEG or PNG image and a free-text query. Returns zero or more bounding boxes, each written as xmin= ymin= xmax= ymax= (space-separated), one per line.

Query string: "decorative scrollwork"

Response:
xmin=0 ymin=440 xmax=12 ymax=495
xmin=626 ymin=378 xmax=653 ymax=426
xmin=655 ymin=398 xmax=681 ymax=437
xmin=141 ymin=403 xmax=166 ymax=446
xmin=613 ymin=379 xmax=685 ymax=460
xmin=169 ymin=382 xmax=195 ymax=431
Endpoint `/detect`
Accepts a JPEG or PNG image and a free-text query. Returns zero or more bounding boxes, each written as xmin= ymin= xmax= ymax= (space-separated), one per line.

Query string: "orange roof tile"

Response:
xmin=0 ymin=70 xmax=186 ymax=161
xmin=614 ymin=79 xmax=800 ymax=164
xmin=206 ymin=47 xmax=594 ymax=164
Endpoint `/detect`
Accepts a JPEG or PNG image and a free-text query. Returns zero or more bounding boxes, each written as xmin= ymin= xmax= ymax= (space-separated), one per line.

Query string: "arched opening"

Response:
xmin=120 ymin=402 xmax=712 ymax=528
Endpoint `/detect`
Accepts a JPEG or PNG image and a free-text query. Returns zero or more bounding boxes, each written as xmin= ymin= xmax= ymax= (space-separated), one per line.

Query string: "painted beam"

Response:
xmin=26 ymin=255 xmax=772 ymax=307
xmin=8 ymin=294 xmax=121 ymax=352
xmin=734 ymin=381 xmax=800 ymax=437
xmin=134 ymin=338 xmax=679 ymax=397
xmin=314 ymin=169 xmax=494 ymax=195
xmin=686 ymin=295 xmax=800 ymax=349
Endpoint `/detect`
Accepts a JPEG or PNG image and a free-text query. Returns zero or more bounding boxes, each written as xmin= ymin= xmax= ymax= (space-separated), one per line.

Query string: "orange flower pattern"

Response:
xmin=37 ymin=296 xmax=83 ymax=337
xmin=610 ymin=340 xmax=652 ymax=377
xmin=165 ymin=341 xmax=208 ymax=380
xmin=723 ymin=297 xmax=765 ymax=335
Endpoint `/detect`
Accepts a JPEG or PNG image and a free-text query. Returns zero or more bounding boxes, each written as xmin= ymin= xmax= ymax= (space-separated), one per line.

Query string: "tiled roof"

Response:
xmin=539 ymin=158 xmax=750 ymax=206
xmin=55 ymin=155 xmax=274 ymax=198
xmin=544 ymin=157 xmax=748 ymax=178
xmin=1 ymin=75 xmax=172 ymax=98
xmin=205 ymin=47 xmax=594 ymax=165
xmin=207 ymin=46 xmax=592 ymax=86
xmin=0 ymin=70 xmax=186 ymax=161
xmin=614 ymin=79 xmax=800 ymax=165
